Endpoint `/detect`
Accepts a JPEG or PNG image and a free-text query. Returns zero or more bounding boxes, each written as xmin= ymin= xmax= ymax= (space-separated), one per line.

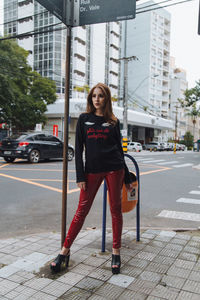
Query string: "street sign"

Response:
xmin=37 ymin=0 xmax=136 ymax=27
xmin=74 ymin=0 xmax=136 ymax=27
xmin=36 ymin=0 xmax=65 ymax=23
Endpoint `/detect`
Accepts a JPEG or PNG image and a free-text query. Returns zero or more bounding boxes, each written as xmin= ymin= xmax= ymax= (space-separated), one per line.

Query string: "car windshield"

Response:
xmin=7 ymin=134 xmax=28 ymax=140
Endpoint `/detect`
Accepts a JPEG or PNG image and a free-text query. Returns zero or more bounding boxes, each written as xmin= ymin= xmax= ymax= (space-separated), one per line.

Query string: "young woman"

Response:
xmin=50 ymin=83 xmax=133 ymax=274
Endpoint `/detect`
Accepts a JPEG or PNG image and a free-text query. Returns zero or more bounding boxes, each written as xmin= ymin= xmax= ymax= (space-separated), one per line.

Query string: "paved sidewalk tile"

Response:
xmin=0 ymin=279 xmax=19 ymax=296
xmin=57 ymin=272 xmax=84 ymax=286
xmin=177 ymin=291 xmax=200 ymax=300
xmin=150 ymin=284 xmax=180 ymax=299
xmin=41 ymin=281 xmax=72 ymax=297
xmin=108 ymin=274 xmax=135 ymax=288
xmin=59 ymin=286 xmax=92 ymax=299
xmin=1 ymin=229 xmax=200 ymax=300
xmin=95 ymin=282 xmax=124 ymax=299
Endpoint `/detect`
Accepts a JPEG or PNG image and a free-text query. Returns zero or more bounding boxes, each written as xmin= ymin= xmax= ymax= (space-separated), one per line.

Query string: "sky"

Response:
xmin=0 ymin=0 xmax=199 ymax=88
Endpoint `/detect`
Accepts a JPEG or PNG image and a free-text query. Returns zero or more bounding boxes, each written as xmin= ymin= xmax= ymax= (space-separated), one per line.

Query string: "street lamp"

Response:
xmin=132 ymin=73 xmax=159 ymax=95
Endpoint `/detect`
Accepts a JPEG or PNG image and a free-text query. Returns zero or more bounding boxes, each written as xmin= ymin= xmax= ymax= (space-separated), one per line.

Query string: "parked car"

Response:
xmin=143 ymin=142 xmax=162 ymax=151
xmin=0 ymin=133 xmax=74 ymax=163
xmin=127 ymin=142 xmax=142 ymax=152
xmin=167 ymin=142 xmax=175 ymax=151
xmin=160 ymin=142 xmax=169 ymax=151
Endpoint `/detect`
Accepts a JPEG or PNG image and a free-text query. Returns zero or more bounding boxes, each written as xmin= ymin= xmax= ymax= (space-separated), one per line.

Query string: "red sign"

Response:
xmin=53 ymin=125 xmax=58 ymax=137
xmin=0 ymin=123 xmax=8 ymax=129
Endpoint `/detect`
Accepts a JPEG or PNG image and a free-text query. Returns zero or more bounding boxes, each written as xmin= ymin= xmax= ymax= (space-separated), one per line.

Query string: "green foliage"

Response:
xmin=74 ymin=84 xmax=90 ymax=95
xmin=183 ymin=131 xmax=194 ymax=149
xmin=179 ymin=80 xmax=200 ymax=107
xmin=0 ymin=39 xmax=57 ymax=130
xmin=185 ymin=104 xmax=200 ymax=125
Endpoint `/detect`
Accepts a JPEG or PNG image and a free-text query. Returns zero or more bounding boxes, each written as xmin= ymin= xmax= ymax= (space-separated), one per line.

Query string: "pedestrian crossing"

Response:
xmin=157 ymin=186 xmax=200 ymax=223
xmin=134 ymin=156 xmax=194 ymax=168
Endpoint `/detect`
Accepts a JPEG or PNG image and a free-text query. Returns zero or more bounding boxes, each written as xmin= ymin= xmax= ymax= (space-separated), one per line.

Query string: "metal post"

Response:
xmin=61 ymin=26 xmax=72 ymax=247
xmin=124 ymin=154 xmax=140 ymax=242
xmin=174 ymin=105 xmax=178 ymax=154
xmin=123 ymin=60 xmax=128 ymax=133
xmin=101 ymin=180 xmax=107 ymax=252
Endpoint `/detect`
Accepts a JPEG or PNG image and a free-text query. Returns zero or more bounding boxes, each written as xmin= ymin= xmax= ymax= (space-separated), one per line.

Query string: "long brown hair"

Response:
xmin=86 ymin=83 xmax=117 ymax=125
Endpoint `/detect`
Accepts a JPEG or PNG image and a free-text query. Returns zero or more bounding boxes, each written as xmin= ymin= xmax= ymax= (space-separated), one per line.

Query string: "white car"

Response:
xmin=127 ymin=142 xmax=142 ymax=152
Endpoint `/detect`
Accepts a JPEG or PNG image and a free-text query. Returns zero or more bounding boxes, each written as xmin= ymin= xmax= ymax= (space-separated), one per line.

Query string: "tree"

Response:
xmin=183 ymin=131 xmax=194 ymax=149
xmin=178 ymin=80 xmax=200 ymax=140
xmin=179 ymin=80 xmax=200 ymax=107
xmin=0 ymin=39 xmax=57 ymax=131
xmin=185 ymin=104 xmax=200 ymax=138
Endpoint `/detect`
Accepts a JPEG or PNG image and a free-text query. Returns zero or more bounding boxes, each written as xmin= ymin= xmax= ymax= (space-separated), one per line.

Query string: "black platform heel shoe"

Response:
xmin=50 ymin=251 xmax=70 ymax=273
xmin=111 ymin=254 xmax=121 ymax=274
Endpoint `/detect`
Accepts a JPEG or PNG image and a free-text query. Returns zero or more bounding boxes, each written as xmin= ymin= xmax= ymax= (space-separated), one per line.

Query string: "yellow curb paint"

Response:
xmin=25 ymin=179 xmax=76 ymax=182
xmin=140 ymin=167 xmax=171 ymax=175
xmin=0 ymin=163 xmax=10 ymax=169
xmin=0 ymin=168 xmax=76 ymax=172
xmin=0 ymin=173 xmax=79 ymax=194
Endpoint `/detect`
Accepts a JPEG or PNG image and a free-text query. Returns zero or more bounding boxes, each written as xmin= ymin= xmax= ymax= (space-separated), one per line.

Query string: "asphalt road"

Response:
xmin=0 ymin=151 xmax=200 ymax=239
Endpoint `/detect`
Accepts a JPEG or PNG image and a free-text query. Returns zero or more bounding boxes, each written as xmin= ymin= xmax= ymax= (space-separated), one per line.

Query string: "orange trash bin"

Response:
xmin=121 ymin=171 xmax=138 ymax=213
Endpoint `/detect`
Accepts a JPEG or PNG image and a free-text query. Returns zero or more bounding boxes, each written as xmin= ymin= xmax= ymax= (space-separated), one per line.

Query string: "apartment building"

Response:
xmin=169 ymin=57 xmax=188 ymax=140
xmin=3 ymin=0 xmax=121 ymax=98
xmin=125 ymin=1 xmax=171 ymax=118
xmin=119 ymin=1 xmax=171 ymax=142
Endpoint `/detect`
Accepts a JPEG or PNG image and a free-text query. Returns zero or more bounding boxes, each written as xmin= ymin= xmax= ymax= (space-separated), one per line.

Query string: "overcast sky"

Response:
xmin=0 ymin=0 xmax=199 ymax=88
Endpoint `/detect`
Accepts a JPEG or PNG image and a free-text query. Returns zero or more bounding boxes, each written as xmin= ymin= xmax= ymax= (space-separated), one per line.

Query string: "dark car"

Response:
xmin=0 ymin=133 xmax=74 ymax=163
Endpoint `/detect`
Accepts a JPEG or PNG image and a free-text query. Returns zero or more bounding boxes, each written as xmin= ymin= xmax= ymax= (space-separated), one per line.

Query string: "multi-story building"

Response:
xmin=169 ymin=57 xmax=188 ymax=140
xmin=3 ymin=0 xmax=121 ymax=98
xmin=120 ymin=1 xmax=171 ymax=142
xmin=3 ymin=0 xmax=173 ymax=143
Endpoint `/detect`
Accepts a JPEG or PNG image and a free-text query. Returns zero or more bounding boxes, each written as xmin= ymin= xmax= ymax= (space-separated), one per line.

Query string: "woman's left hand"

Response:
xmin=125 ymin=183 xmax=133 ymax=192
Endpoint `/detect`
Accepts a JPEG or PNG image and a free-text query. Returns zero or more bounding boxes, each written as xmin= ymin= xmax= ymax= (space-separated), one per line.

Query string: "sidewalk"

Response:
xmin=0 ymin=228 xmax=200 ymax=300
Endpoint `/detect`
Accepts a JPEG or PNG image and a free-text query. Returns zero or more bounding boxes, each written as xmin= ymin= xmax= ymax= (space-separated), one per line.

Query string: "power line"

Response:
xmin=137 ymin=0 xmax=194 ymax=14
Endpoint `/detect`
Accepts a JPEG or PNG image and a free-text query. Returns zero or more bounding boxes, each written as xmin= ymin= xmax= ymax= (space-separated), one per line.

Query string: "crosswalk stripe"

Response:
xmin=189 ymin=191 xmax=200 ymax=195
xmin=136 ymin=158 xmax=155 ymax=161
xmin=142 ymin=159 xmax=166 ymax=163
xmin=176 ymin=198 xmax=200 ymax=205
xmin=157 ymin=210 xmax=200 ymax=222
xmin=172 ymin=163 xmax=193 ymax=168
xmin=157 ymin=161 xmax=179 ymax=165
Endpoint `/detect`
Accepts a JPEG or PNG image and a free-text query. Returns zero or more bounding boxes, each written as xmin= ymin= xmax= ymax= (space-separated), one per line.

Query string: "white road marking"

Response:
xmin=157 ymin=161 xmax=179 ymax=165
xmin=157 ymin=210 xmax=200 ymax=222
xmin=189 ymin=190 xmax=200 ymax=195
xmin=142 ymin=159 xmax=166 ymax=163
xmin=136 ymin=158 xmax=155 ymax=161
xmin=176 ymin=198 xmax=200 ymax=205
xmin=172 ymin=163 xmax=193 ymax=168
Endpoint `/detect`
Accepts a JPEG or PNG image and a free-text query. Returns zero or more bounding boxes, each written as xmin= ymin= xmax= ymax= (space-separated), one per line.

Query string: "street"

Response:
xmin=0 ymin=151 xmax=200 ymax=239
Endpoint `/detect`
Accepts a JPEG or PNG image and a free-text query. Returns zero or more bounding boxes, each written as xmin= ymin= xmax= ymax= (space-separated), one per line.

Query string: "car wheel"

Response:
xmin=68 ymin=148 xmax=74 ymax=161
xmin=153 ymin=147 xmax=157 ymax=152
xmin=133 ymin=148 xmax=136 ymax=152
xmin=4 ymin=157 xmax=15 ymax=163
xmin=28 ymin=149 xmax=40 ymax=163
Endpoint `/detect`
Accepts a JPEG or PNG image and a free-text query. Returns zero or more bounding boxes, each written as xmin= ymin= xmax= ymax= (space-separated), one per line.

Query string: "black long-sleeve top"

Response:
xmin=75 ymin=113 xmax=131 ymax=184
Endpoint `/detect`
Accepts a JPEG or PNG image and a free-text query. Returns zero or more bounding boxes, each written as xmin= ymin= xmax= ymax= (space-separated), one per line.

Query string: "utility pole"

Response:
xmin=117 ymin=56 xmax=138 ymax=139
xmin=174 ymin=105 xmax=179 ymax=154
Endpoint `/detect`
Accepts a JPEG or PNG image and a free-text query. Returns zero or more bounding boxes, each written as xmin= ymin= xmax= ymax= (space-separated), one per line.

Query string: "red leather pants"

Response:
xmin=63 ymin=168 xmax=124 ymax=249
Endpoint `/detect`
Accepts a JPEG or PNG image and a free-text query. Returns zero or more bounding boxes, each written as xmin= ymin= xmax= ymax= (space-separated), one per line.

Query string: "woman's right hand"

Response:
xmin=77 ymin=182 xmax=86 ymax=191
